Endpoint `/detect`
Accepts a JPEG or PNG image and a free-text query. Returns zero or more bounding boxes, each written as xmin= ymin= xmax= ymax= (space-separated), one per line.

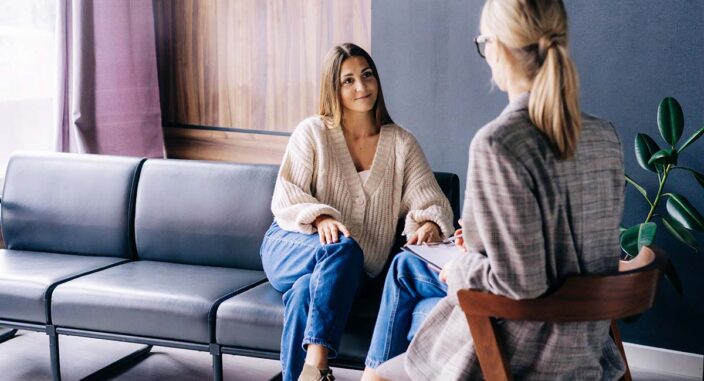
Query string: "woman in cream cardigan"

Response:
xmin=363 ymin=0 xmax=626 ymax=380
xmin=261 ymin=43 xmax=454 ymax=381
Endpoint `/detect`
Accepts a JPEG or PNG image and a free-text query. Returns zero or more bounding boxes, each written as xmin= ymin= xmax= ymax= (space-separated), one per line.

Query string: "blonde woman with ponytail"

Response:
xmin=363 ymin=1 xmax=626 ymax=380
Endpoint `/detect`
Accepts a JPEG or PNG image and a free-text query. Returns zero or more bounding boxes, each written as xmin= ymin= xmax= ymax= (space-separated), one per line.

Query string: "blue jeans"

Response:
xmin=365 ymin=251 xmax=447 ymax=368
xmin=261 ymin=222 xmax=365 ymax=381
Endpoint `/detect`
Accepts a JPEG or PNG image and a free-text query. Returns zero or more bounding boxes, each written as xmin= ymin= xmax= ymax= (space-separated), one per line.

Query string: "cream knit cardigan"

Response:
xmin=272 ymin=116 xmax=454 ymax=277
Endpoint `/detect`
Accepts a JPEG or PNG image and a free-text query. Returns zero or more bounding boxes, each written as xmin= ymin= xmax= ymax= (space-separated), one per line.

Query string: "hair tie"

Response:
xmin=537 ymin=33 xmax=566 ymax=64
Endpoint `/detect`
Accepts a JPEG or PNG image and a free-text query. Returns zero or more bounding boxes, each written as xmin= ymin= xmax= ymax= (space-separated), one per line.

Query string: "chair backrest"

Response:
xmin=457 ymin=246 xmax=667 ymax=381
xmin=133 ymin=159 xmax=278 ymax=270
xmin=1 ymin=152 xmax=143 ymax=258
xmin=618 ymin=247 xmax=655 ymax=272
xmin=458 ymin=246 xmax=666 ymax=322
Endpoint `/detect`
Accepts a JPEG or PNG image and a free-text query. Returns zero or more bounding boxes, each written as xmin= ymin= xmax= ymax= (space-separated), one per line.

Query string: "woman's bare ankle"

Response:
xmin=304 ymin=344 xmax=329 ymax=369
xmin=361 ymin=367 xmax=388 ymax=381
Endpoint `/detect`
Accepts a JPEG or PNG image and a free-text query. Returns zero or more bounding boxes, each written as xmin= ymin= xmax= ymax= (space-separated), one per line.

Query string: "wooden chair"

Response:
xmin=457 ymin=246 xmax=667 ymax=381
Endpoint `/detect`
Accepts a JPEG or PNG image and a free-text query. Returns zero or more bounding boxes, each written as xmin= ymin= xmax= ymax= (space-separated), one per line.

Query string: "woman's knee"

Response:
xmin=260 ymin=226 xmax=322 ymax=291
xmin=390 ymin=251 xmax=424 ymax=273
xmin=321 ymin=236 xmax=364 ymax=268
xmin=388 ymin=251 xmax=436 ymax=286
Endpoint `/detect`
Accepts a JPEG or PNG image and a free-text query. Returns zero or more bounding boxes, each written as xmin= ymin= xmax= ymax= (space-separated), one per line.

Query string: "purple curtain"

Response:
xmin=56 ymin=0 xmax=164 ymax=157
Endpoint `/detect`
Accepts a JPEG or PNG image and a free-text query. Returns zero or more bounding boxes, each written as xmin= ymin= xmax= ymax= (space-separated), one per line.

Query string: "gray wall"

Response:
xmin=373 ymin=0 xmax=704 ymax=354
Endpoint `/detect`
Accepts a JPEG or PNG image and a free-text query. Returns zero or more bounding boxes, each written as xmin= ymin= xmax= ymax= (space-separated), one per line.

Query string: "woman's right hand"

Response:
xmin=455 ymin=219 xmax=467 ymax=252
xmin=313 ymin=215 xmax=351 ymax=245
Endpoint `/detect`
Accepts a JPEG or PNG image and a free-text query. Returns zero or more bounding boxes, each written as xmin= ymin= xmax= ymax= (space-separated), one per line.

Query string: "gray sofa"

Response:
xmin=0 ymin=152 xmax=460 ymax=381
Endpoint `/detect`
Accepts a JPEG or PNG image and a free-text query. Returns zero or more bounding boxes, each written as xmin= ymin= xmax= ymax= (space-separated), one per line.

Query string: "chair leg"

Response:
xmin=211 ymin=344 xmax=224 ymax=381
xmin=465 ymin=315 xmax=513 ymax=381
xmin=0 ymin=328 xmax=18 ymax=343
xmin=47 ymin=326 xmax=62 ymax=381
xmin=610 ymin=320 xmax=632 ymax=381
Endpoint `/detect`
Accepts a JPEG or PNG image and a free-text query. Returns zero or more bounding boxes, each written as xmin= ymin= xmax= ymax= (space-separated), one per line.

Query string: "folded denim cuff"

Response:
xmin=302 ymin=337 xmax=338 ymax=359
xmin=365 ymin=357 xmax=385 ymax=369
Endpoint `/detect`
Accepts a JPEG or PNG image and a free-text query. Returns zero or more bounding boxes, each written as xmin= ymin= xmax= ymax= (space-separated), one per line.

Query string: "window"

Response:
xmin=0 ymin=0 xmax=56 ymax=174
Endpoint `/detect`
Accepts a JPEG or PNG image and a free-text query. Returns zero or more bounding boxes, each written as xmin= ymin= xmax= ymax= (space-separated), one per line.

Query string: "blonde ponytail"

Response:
xmin=481 ymin=0 xmax=581 ymax=160
xmin=529 ymin=34 xmax=581 ymax=159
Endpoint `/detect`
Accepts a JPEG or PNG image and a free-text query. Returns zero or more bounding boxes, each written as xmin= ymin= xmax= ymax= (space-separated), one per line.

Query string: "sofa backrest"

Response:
xmin=0 ymin=152 xmax=143 ymax=258
xmin=134 ymin=159 xmax=277 ymax=270
xmin=433 ymin=172 xmax=461 ymax=226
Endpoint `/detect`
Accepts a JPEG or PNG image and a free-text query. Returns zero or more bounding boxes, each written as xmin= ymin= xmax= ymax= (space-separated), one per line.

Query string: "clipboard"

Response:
xmin=402 ymin=243 xmax=458 ymax=271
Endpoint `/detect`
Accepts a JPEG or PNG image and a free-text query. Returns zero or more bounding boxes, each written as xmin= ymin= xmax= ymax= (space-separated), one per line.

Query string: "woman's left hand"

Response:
xmin=438 ymin=259 xmax=457 ymax=284
xmin=439 ymin=267 xmax=448 ymax=283
xmin=408 ymin=221 xmax=441 ymax=245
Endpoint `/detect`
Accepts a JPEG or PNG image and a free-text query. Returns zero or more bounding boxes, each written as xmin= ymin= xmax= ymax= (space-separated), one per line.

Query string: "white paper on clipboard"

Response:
xmin=402 ymin=243 xmax=458 ymax=271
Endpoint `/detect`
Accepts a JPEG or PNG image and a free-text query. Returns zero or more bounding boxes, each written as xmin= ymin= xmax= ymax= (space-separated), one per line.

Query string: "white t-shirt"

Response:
xmin=358 ymin=169 xmax=371 ymax=184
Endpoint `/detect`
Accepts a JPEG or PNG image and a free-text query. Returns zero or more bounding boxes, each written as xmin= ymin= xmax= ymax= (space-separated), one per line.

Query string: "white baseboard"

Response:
xmin=624 ymin=342 xmax=703 ymax=380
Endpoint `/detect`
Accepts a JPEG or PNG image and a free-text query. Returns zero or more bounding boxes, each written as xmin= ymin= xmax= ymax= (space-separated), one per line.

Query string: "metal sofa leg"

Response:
xmin=79 ymin=344 xmax=152 ymax=381
xmin=211 ymin=344 xmax=223 ymax=381
xmin=47 ymin=326 xmax=62 ymax=381
xmin=0 ymin=328 xmax=18 ymax=343
xmin=48 ymin=325 xmax=152 ymax=381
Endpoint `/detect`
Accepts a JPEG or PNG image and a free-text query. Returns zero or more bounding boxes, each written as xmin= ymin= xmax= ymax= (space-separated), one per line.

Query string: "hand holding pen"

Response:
xmin=425 ymin=219 xmax=466 ymax=252
xmin=454 ymin=219 xmax=467 ymax=252
xmin=439 ymin=220 xmax=467 ymax=283
xmin=426 ymin=233 xmax=463 ymax=246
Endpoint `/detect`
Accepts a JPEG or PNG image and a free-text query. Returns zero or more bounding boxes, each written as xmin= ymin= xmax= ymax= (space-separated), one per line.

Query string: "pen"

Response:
xmin=442 ymin=233 xmax=463 ymax=244
xmin=422 ymin=233 xmax=463 ymax=246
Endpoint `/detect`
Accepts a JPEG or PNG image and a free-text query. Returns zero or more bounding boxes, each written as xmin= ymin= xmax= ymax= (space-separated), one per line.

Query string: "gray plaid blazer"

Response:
xmin=405 ymin=93 xmax=627 ymax=380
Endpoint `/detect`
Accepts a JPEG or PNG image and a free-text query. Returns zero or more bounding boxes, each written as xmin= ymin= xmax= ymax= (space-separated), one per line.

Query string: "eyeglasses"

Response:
xmin=474 ymin=35 xmax=491 ymax=59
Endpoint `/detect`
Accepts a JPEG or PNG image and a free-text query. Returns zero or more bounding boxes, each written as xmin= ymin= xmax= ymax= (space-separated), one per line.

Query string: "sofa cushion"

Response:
xmin=134 ymin=160 xmax=278 ymax=270
xmin=215 ymin=281 xmax=379 ymax=363
xmin=0 ymin=152 xmax=143 ymax=258
xmin=51 ymin=261 xmax=265 ymax=343
xmin=0 ymin=249 xmax=125 ymax=323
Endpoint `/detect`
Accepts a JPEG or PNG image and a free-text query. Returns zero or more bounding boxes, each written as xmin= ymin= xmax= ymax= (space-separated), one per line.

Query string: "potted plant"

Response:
xmin=621 ymin=96 xmax=704 ymax=294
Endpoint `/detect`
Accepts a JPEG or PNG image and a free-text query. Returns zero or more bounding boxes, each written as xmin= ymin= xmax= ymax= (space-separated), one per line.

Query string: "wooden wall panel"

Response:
xmin=154 ymin=0 xmax=372 ymax=134
xmin=163 ymin=127 xmax=289 ymax=164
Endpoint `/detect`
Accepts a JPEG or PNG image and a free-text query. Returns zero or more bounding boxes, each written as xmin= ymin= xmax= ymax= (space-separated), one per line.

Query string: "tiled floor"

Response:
xmin=0 ymin=330 xmax=699 ymax=381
